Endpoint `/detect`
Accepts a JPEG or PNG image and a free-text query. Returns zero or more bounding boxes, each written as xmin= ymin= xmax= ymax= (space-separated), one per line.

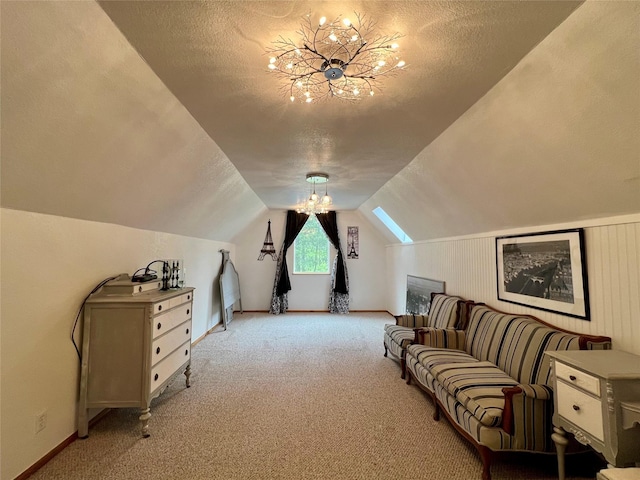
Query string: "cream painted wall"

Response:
xmin=385 ymin=215 xmax=640 ymax=355
xmin=233 ymin=210 xmax=389 ymax=312
xmin=0 ymin=208 xmax=233 ymax=480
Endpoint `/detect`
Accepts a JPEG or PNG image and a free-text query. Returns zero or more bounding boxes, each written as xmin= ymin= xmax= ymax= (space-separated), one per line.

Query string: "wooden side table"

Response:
xmin=546 ymin=350 xmax=640 ymax=480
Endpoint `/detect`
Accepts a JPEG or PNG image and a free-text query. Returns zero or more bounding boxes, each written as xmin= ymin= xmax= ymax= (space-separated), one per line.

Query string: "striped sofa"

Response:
xmin=405 ymin=304 xmax=611 ymax=480
xmin=383 ymin=293 xmax=469 ymax=378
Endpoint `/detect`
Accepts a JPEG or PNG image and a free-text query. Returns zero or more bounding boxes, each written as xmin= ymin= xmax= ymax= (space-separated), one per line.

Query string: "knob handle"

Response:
xmin=158 ymin=305 xmax=162 ymax=312
xmin=157 ymin=322 xmax=162 ymax=330
xmin=572 ymin=404 xmax=580 ymax=411
xmin=569 ymin=375 xmax=577 ymax=381
xmin=185 ymin=349 xmax=188 ymax=356
xmin=154 ymin=373 xmax=159 ymax=381
xmin=186 ymin=328 xmax=190 ymax=335
xmin=156 ymin=347 xmax=161 ymax=355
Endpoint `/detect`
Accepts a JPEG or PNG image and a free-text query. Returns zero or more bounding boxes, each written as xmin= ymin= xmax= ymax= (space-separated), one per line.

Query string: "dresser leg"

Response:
xmin=78 ymin=409 xmax=89 ymax=439
xmin=185 ymin=363 xmax=191 ymax=388
xmin=552 ymin=426 xmax=569 ymax=480
xmin=139 ymin=407 xmax=151 ymax=438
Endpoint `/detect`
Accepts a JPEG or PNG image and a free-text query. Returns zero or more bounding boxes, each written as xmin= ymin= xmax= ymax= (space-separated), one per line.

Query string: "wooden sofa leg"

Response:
xmin=383 ymin=342 xmax=388 ymax=357
xmin=478 ymin=446 xmax=493 ymax=480
xmin=400 ymin=358 xmax=406 ymax=379
xmin=427 ymin=390 xmax=440 ymax=420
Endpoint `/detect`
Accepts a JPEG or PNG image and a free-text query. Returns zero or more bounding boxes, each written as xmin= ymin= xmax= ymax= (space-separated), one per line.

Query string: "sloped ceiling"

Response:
xmin=96 ymin=0 xmax=584 ymax=211
xmin=2 ymin=1 xmax=638 ymax=244
xmin=1 ymin=1 xmax=265 ymax=242
xmin=361 ymin=0 xmax=640 ymax=242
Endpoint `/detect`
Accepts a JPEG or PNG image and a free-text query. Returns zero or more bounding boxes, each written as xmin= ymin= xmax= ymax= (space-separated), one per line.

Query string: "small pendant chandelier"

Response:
xmin=296 ymin=173 xmax=332 ymax=215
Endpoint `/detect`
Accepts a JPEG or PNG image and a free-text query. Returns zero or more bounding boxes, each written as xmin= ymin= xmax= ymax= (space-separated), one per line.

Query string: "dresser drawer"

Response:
xmin=152 ymin=303 xmax=192 ymax=339
xmin=557 ymin=380 xmax=604 ymax=441
xmin=556 ymin=361 xmax=601 ymax=397
xmin=151 ymin=320 xmax=191 ymax=366
xmin=169 ymin=292 xmax=193 ymax=308
xmin=150 ymin=340 xmax=191 ymax=391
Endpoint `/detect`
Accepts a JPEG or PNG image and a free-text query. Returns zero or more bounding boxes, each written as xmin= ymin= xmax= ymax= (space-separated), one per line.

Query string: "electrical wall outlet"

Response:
xmin=35 ymin=411 xmax=47 ymax=433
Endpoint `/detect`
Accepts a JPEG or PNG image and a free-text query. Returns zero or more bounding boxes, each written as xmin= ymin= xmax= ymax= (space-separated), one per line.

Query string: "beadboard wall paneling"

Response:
xmin=387 ymin=221 xmax=640 ymax=355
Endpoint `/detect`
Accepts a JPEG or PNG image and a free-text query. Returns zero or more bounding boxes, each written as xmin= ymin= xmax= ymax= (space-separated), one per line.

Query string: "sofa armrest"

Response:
xmin=502 ymin=384 xmax=554 ymax=450
xmin=416 ymin=327 xmax=466 ymax=350
xmin=395 ymin=314 xmax=430 ymax=328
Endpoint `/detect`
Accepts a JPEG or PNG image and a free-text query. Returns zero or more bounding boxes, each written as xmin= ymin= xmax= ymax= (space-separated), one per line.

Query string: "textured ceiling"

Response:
xmin=97 ymin=0 xmax=584 ymax=211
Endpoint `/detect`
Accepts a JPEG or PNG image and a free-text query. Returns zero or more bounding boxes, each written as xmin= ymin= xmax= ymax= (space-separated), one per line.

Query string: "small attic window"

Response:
xmin=372 ymin=206 xmax=413 ymax=243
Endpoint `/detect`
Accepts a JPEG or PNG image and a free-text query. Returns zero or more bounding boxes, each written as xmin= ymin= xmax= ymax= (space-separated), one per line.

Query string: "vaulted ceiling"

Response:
xmin=96 ymin=0 xmax=584 ymax=210
xmin=2 ymin=1 xmax=638 ymax=243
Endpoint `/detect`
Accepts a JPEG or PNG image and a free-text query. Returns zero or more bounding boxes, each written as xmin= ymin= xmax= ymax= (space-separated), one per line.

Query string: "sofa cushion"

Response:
xmin=384 ymin=325 xmax=416 ymax=350
xmin=433 ymin=381 xmax=516 ymax=451
xmin=429 ymin=294 xmax=462 ymax=329
xmin=431 ymin=361 xmax=519 ymax=427
xmin=407 ymin=344 xmax=480 ymax=371
xmin=465 ymin=305 xmax=583 ymax=385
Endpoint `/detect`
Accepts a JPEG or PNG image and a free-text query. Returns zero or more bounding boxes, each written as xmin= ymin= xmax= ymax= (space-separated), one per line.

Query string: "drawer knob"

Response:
xmin=187 ymin=295 xmax=191 ymax=300
xmin=157 ymin=322 xmax=162 ymax=330
xmin=158 ymin=305 xmax=162 ymax=312
xmin=138 ymin=286 xmax=143 ymax=293
xmin=186 ymin=328 xmax=190 ymax=334
xmin=154 ymin=373 xmax=159 ymax=381
xmin=185 ymin=349 xmax=188 ymax=356
xmin=569 ymin=375 xmax=577 ymax=381
xmin=187 ymin=309 xmax=190 ymax=315
xmin=572 ymin=404 xmax=580 ymax=411
xmin=156 ymin=347 xmax=161 ymax=355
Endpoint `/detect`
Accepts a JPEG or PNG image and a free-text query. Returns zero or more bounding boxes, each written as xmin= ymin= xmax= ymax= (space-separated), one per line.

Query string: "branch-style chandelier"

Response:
xmin=296 ymin=173 xmax=333 ymax=215
xmin=267 ymin=13 xmax=405 ymax=103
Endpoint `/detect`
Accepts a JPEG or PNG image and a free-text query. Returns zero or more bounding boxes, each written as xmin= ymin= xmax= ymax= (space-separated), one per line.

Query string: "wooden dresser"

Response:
xmin=546 ymin=350 xmax=640 ymax=480
xmin=78 ymin=279 xmax=194 ymax=438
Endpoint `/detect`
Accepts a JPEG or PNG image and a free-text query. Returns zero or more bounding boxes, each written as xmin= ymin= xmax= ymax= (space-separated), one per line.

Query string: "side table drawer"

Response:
xmin=556 ymin=361 xmax=600 ymax=397
xmin=150 ymin=340 xmax=191 ymax=391
xmin=557 ymin=381 xmax=604 ymax=441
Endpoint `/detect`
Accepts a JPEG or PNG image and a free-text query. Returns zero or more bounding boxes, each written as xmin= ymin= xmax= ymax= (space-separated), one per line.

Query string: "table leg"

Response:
xmin=552 ymin=426 xmax=569 ymax=480
xmin=184 ymin=363 xmax=191 ymax=388
xmin=139 ymin=407 xmax=151 ymax=438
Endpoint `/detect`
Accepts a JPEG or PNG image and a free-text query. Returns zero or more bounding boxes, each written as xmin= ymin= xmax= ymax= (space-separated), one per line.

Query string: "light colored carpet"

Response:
xmin=30 ymin=312 xmax=603 ymax=479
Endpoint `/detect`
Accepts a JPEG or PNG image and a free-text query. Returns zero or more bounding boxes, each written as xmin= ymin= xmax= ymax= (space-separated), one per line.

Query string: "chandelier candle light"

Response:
xmin=267 ymin=13 xmax=405 ymax=103
xmin=297 ymin=173 xmax=332 ymax=215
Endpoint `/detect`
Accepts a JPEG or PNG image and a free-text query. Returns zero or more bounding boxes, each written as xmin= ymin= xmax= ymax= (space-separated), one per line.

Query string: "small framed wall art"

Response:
xmin=347 ymin=226 xmax=359 ymax=259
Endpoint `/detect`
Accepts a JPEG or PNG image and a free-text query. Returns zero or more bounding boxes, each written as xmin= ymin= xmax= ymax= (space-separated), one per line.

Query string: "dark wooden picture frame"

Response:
xmin=496 ymin=229 xmax=590 ymax=320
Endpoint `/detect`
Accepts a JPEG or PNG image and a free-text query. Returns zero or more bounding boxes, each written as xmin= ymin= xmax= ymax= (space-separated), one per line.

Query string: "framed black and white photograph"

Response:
xmin=347 ymin=226 xmax=359 ymax=259
xmin=496 ymin=229 xmax=590 ymax=320
xmin=406 ymin=275 xmax=445 ymax=315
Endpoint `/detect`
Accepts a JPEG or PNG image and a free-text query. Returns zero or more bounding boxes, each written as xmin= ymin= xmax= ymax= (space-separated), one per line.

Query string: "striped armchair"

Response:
xmin=383 ymin=293 xmax=468 ymax=378
xmin=405 ymin=304 xmax=611 ymax=480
